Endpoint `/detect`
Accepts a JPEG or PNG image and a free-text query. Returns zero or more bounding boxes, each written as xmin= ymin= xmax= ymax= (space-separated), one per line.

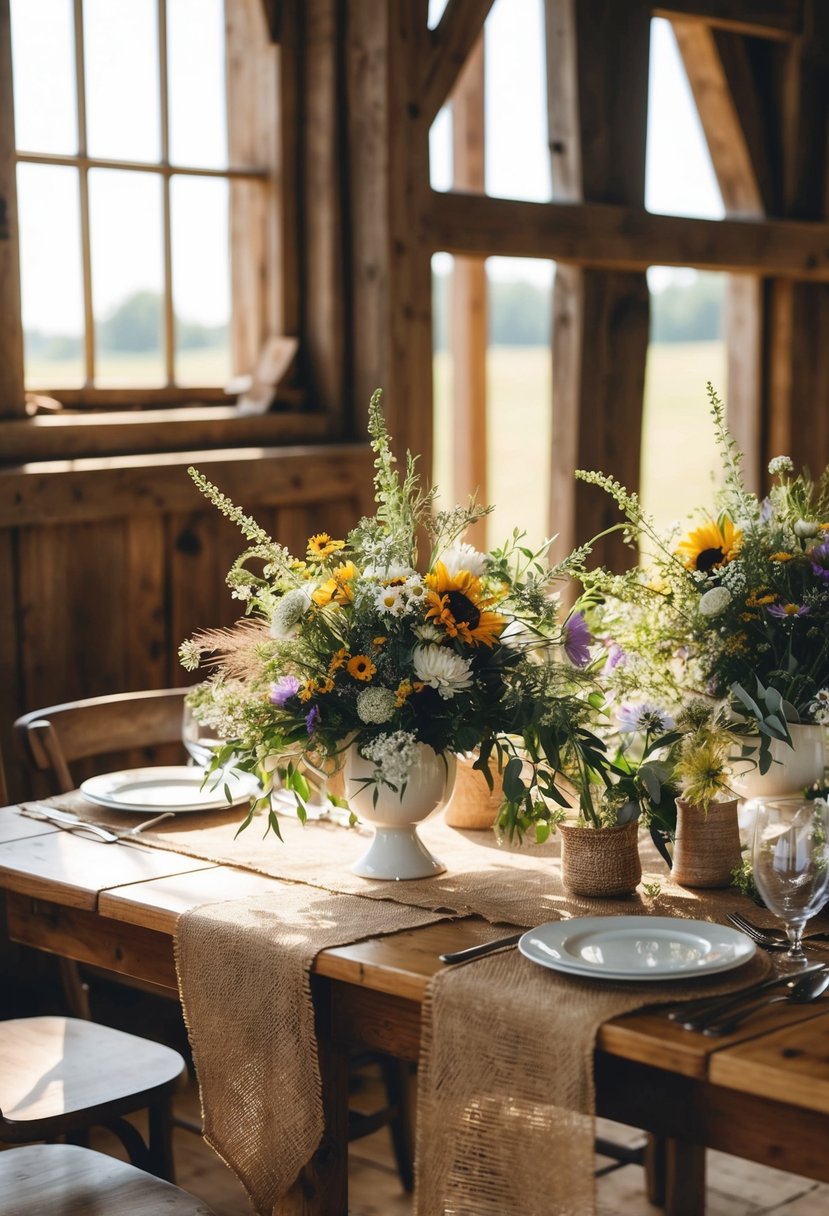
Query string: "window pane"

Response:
xmin=487 ymin=258 xmax=553 ymax=549
xmin=171 ymin=176 xmax=231 ymax=385
xmin=485 ymin=0 xmax=550 ymax=203
xmin=168 ymin=0 xmax=227 ymax=168
xmin=17 ymin=163 xmax=84 ymax=388
xmin=84 ymin=0 xmax=160 ymax=162
xmin=642 ymin=269 xmax=726 ymax=536
xmin=11 ymin=0 xmax=77 ymax=154
xmin=646 ymin=18 xmax=723 ymax=219
xmin=89 ymin=169 xmax=165 ymax=386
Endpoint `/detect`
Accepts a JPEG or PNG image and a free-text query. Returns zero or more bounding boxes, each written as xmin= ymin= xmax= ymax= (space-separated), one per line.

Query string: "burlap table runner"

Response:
xmin=175 ymin=886 xmax=443 ymax=1216
xmin=33 ymin=795 xmax=779 ymax=1215
xmin=416 ymin=925 xmax=772 ymax=1216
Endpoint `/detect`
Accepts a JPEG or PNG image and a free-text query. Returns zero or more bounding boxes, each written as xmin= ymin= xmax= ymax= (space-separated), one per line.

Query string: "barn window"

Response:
xmin=7 ymin=0 xmax=276 ymax=408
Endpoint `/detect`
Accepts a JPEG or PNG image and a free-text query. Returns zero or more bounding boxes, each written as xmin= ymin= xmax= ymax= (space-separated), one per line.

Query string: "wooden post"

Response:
xmin=545 ymin=0 xmax=651 ymax=567
xmin=0 ymin=0 xmax=26 ymax=418
xmin=226 ymin=0 xmax=281 ymax=377
xmin=346 ymin=0 xmax=434 ymax=465
xmin=764 ymin=1 xmax=829 ymax=476
xmin=450 ymin=37 xmax=487 ymax=546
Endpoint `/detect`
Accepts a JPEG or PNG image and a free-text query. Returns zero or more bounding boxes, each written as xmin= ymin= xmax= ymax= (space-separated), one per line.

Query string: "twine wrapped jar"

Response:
xmin=671 ymin=797 xmax=742 ymax=889
xmin=559 ymin=820 xmax=642 ymax=898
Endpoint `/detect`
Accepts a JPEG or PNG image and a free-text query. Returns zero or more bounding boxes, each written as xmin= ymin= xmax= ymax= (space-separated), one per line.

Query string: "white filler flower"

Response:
xmin=357 ymin=687 xmax=397 ymax=724
xmin=413 ymin=644 xmax=473 ymax=698
xmin=270 ymin=586 xmax=312 ymax=639
xmin=699 ymin=586 xmax=732 ymax=617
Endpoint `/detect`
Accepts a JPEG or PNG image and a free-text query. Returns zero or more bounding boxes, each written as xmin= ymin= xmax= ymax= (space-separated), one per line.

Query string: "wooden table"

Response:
xmin=3 ymin=804 xmax=829 ymax=1216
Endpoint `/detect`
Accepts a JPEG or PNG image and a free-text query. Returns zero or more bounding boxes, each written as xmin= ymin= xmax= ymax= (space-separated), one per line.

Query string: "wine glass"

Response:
xmin=182 ymin=701 xmax=224 ymax=768
xmin=751 ymin=797 xmax=829 ymax=968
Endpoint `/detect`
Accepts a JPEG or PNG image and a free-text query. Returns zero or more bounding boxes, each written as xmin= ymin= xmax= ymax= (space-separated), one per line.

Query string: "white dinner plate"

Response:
xmin=518 ymin=916 xmax=756 ymax=981
xmin=80 ymin=766 xmax=261 ymax=814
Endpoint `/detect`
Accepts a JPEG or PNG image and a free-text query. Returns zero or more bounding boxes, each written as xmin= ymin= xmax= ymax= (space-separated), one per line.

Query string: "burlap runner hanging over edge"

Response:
xmin=415 ymin=944 xmax=772 ymax=1216
xmin=175 ymin=887 xmax=445 ymax=1216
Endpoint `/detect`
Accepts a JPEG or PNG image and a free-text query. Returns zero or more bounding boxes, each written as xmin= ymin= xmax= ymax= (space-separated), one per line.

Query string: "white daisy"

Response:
xmin=375 ymin=584 xmax=407 ymax=616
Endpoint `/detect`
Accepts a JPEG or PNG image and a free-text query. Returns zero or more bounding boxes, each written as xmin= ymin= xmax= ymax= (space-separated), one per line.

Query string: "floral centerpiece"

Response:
xmin=180 ymin=391 xmax=609 ymax=867
xmin=577 ymin=384 xmax=829 ymax=782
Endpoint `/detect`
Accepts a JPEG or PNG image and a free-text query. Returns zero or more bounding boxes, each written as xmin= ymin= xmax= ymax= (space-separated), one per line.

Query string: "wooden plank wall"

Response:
xmin=0 ymin=447 xmax=374 ymax=801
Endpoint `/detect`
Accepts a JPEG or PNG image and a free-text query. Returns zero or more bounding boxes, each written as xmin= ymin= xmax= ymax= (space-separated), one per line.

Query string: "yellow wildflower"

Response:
xmin=316 ymin=677 xmax=335 ymax=694
xmin=372 ymin=636 xmax=388 ymax=647
xmin=347 ymin=655 xmax=376 ymax=682
xmin=770 ymin=552 xmax=793 ymax=563
xmin=395 ymin=679 xmax=424 ymax=706
xmin=745 ymin=591 xmax=775 ymax=607
xmin=298 ymin=679 xmax=316 ymax=703
xmin=307 ymin=533 xmax=346 ymax=561
xmin=676 ymin=517 xmax=742 ymax=573
xmin=312 ymin=561 xmax=358 ymax=607
xmin=329 ymin=647 xmax=350 ymax=673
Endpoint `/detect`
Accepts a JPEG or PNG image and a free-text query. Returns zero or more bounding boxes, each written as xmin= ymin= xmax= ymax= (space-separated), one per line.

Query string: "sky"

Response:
xmin=11 ymin=0 xmax=723 ymax=338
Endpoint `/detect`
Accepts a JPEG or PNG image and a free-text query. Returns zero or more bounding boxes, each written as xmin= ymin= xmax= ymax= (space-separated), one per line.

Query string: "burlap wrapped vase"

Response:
xmin=559 ymin=819 xmax=642 ymax=898
xmin=671 ymin=797 xmax=742 ymax=889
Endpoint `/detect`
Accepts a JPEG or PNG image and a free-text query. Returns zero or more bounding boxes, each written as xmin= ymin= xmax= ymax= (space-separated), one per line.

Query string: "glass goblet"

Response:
xmin=751 ymin=797 xmax=829 ymax=968
xmin=182 ymin=701 xmax=224 ymax=769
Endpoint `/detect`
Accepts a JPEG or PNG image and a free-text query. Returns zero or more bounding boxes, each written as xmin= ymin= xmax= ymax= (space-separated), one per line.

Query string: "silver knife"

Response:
xmin=18 ymin=803 xmax=120 ymax=843
xmin=440 ymin=932 xmax=524 ymax=964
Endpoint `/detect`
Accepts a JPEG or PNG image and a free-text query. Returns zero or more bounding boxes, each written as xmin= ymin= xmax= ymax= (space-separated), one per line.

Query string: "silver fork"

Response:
xmin=727 ymin=911 xmax=829 ymax=948
xmin=19 ymin=804 xmax=174 ymax=842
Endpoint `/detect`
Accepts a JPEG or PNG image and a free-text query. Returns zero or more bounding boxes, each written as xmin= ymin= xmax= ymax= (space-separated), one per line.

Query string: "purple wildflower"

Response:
xmin=270 ymin=675 xmax=300 ymax=706
xmin=563 ymin=612 xmax=592 ymax=667
xmin=767 ymin=602 xmax=810 ymax=619
xmin=305 ymin=705 xmax=321 ymax=735
xmin=616 ymin=702 xmax=675 ymax=734
xmin=810 ymin=541 xmax=829 ymax=580
xmin=605 ymin=641 xmax=627 ymax=671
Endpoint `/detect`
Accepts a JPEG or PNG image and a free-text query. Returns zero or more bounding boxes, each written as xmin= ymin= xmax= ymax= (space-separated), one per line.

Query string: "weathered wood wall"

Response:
xmin=0 ymin=448 xmax=374 ymax=799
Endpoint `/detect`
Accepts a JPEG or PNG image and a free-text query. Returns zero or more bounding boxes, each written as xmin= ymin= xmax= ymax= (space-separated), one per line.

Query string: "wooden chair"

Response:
xmin=12 ymin=690 xmax=416 ymax=1190
xmin=14 ymin=687 xmax=190 ymax=795
xmin=0 ymin=1015 xmax=185 ymax=1180
xmin=0 ymin=1144 xmax=216 ymax=1214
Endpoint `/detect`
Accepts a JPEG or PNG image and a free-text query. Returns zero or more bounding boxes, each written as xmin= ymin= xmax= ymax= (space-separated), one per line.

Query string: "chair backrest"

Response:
xmin=14 ymin=688 xmax=190 ymax=794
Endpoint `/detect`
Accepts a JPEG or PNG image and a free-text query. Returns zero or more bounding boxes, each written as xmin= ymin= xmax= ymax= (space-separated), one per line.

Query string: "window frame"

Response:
xmin=2 ymin=0 xmax=286 ymax=415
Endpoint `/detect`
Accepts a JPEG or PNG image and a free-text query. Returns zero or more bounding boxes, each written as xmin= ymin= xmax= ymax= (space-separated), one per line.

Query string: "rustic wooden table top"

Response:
xmin=2 ymin=803 xmax=829 ymax=1113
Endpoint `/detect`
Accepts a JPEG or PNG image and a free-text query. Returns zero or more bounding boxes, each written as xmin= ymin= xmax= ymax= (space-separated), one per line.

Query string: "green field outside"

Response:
xmin=434 ymin=341 xmax=726 ymax=551
xmin=28 ymin=340 xmax=726 ymax=552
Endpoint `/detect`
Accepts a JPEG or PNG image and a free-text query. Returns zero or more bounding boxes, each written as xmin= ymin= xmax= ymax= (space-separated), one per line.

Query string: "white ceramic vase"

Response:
xmin=731 ymin=723 xmax=826 ymax=800
xmin=344 ymin=744 xmax=456 ymax=880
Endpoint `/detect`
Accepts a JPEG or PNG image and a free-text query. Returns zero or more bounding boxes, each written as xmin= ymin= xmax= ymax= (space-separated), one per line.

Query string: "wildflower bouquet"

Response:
xmin=181 ymin=390 xmax=606 ymax=840
xmin=578 ymin=385 xmax=829 ymax=771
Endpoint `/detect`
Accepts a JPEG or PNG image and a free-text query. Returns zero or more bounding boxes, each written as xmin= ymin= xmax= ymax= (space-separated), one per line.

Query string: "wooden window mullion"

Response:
xmin=0 ymin=0 xmax=25 ymax=417
xmin=73 ymin=0 xmax=95 ymax=387
xmin=158 ymin=0 xmax=175 ymax=387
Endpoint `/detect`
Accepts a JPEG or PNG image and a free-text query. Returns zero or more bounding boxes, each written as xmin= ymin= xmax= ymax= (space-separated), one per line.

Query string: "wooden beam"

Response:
xmin=450 ymin=38 xmax=487 ymax=546
xmin=0 ymin=444 xmax=373 ymax=527
xmin=430 ymin=189 xmax=829 ymax=280
xmin=654 ymin=2 xmax=803 ymax=42
xmin=421 ymin=0 xmax=495 ymax=125
xmin=302 ymin=0 xmax=347 ymax=424
xmin=673 ymin=21 xmax=768 ymax=217
xmin=673 ymin=20 xmax=770 ymax=495
xmin=545 ymin=0 xmax=651 ymax=568
xmin=0 ymin=408 xmax=330 ymax=464
xmin=0 ymin=0 xmax=26 ymax=419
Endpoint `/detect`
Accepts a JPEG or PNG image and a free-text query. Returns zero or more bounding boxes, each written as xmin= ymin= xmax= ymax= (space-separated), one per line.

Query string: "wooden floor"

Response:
xmin=83 ymin=1070 xmax=829 ymax=1216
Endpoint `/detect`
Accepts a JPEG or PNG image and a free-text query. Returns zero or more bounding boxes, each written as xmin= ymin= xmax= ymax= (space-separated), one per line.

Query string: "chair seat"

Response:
xmin=0 ymin=1016 xmax=184 ymax=1124
xmin=0 ymin=1144 xmax=217 ymax=1214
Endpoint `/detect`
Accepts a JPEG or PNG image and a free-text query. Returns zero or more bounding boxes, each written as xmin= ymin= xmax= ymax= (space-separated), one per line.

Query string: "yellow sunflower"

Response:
xmin=676 ymin=517 xmax=742 ymax=574
xmin=424 ymin=562 xmax=506 ymax=648
xmin=346 ymin=654 xmax=376 ymax=681
xmin=307 ymin=533 xmax=346 ymax=561
xmin=312 ymin=561 xmax=358 ymax=606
